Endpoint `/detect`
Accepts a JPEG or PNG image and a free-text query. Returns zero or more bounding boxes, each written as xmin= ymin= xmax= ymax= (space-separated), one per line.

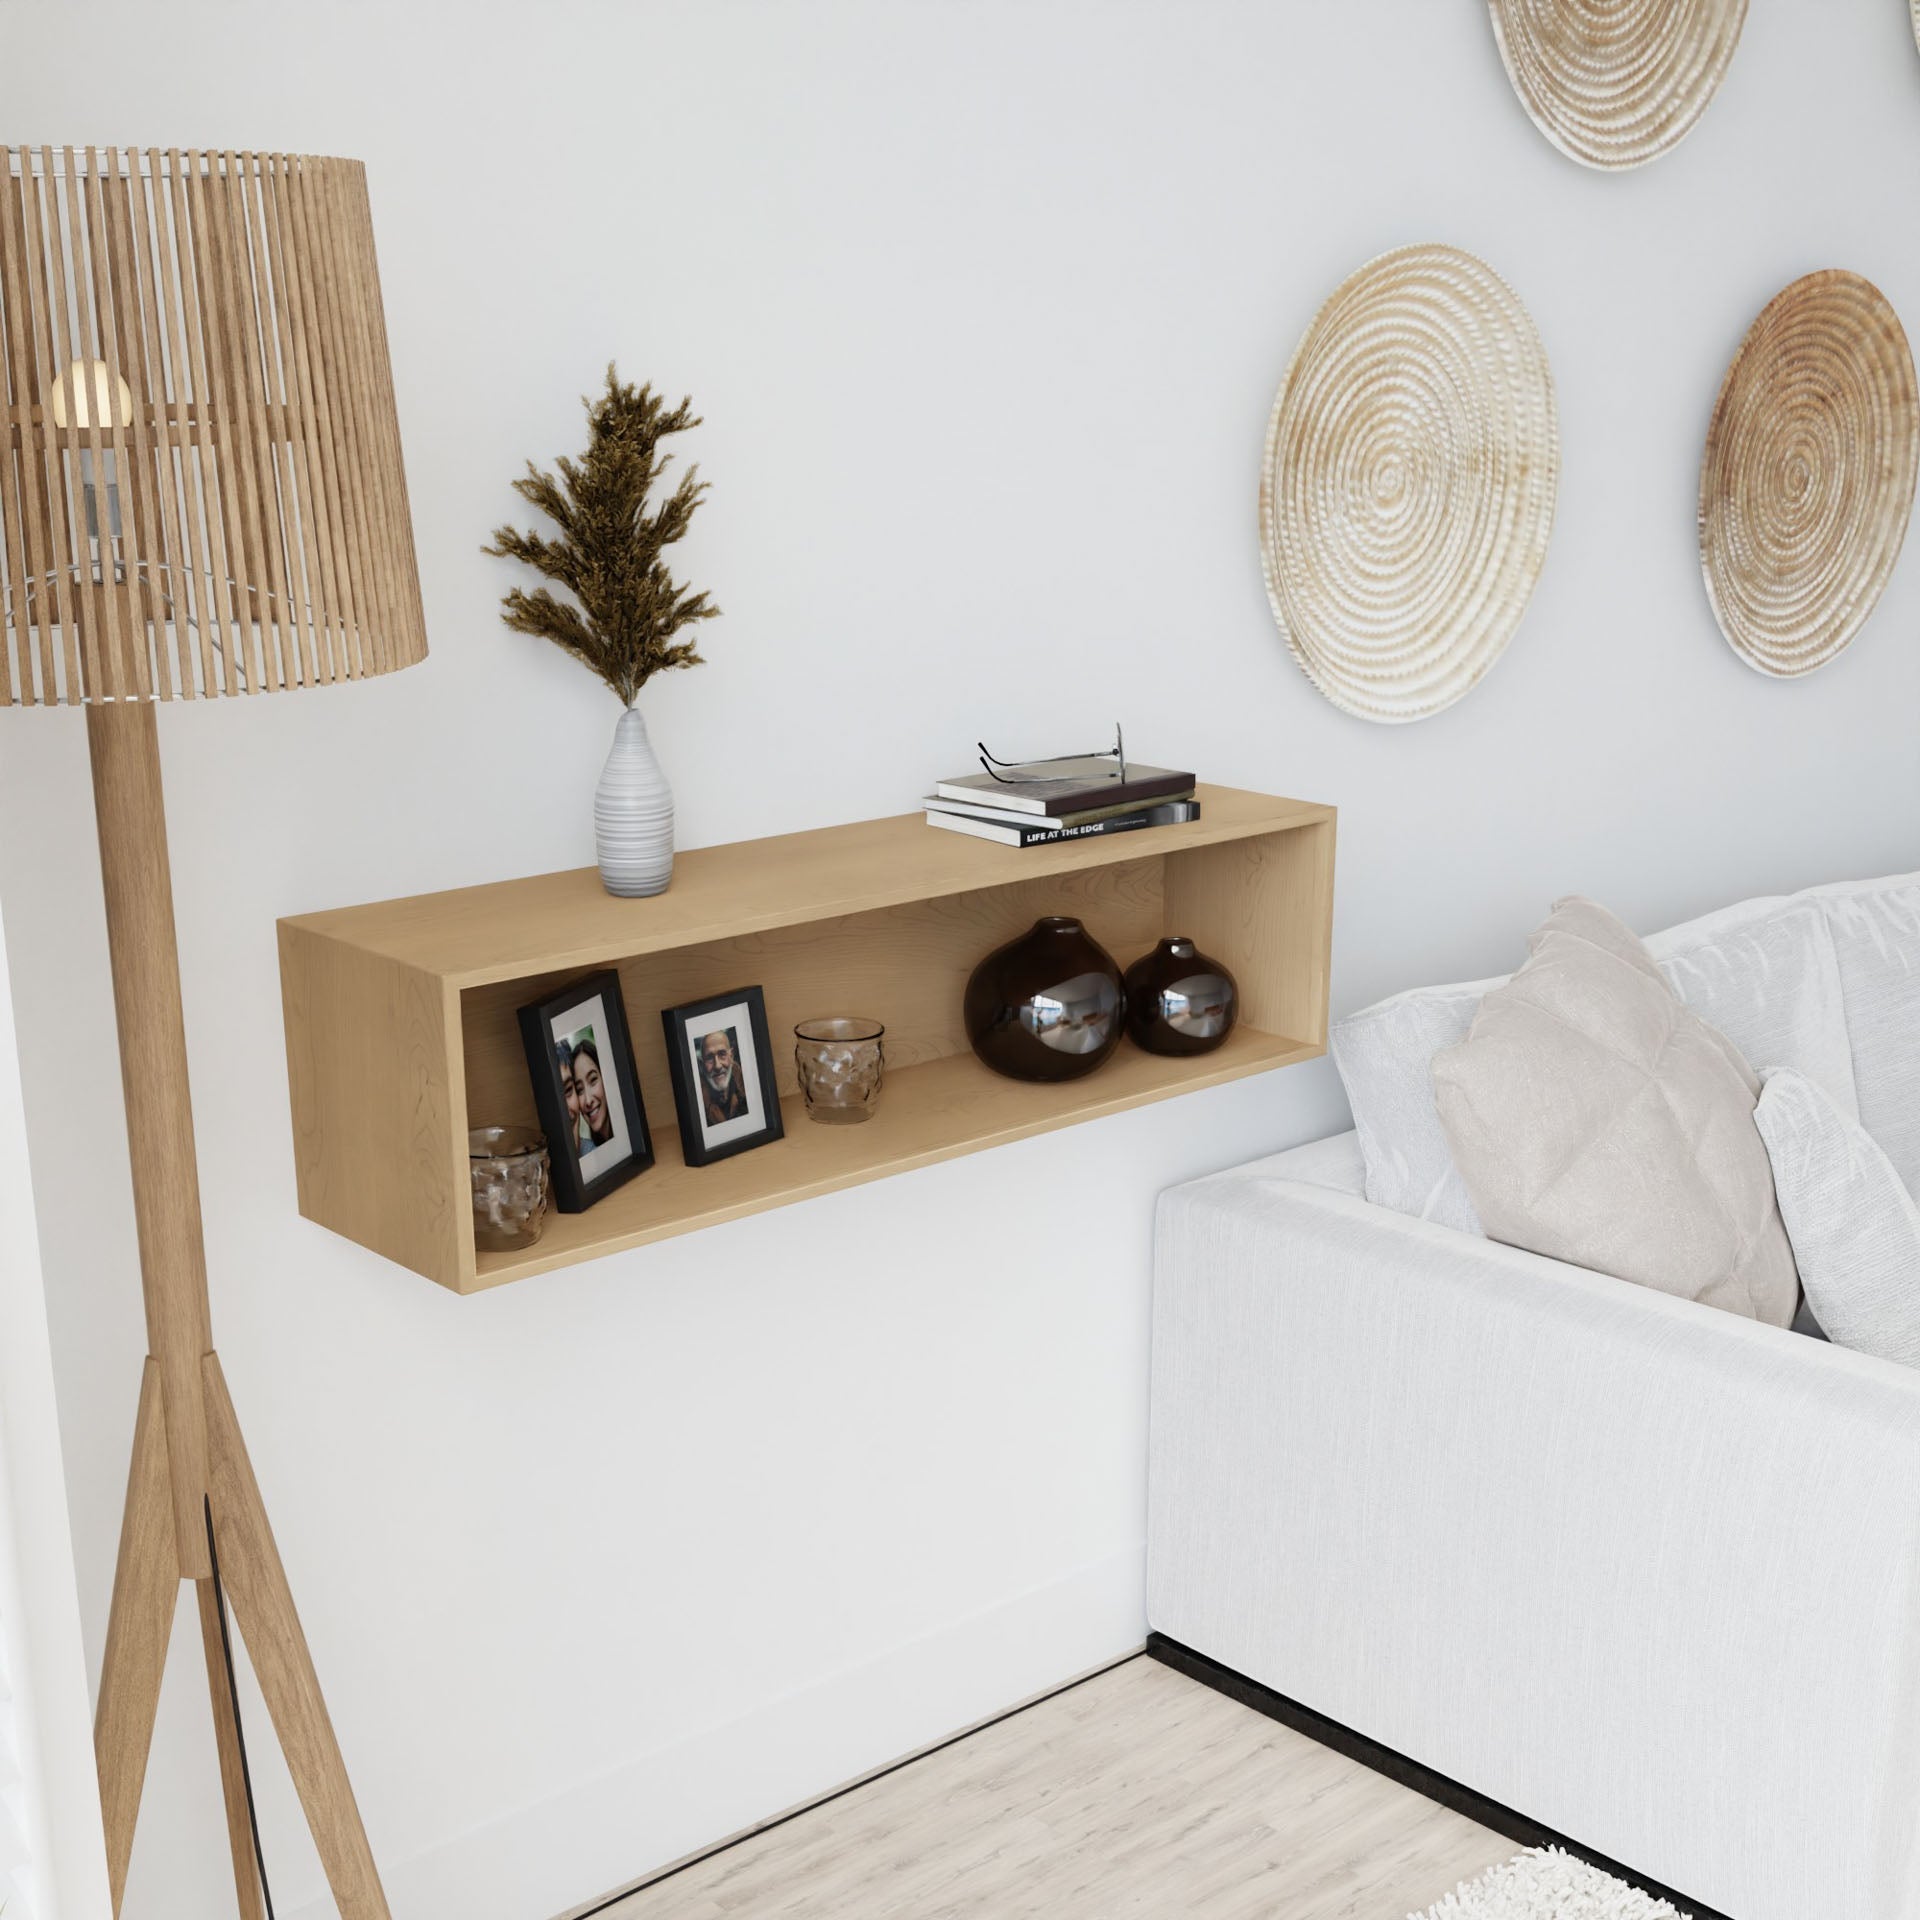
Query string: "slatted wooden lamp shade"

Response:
xmin=1 ymin=148 xmax=421 ymax=1920
xmin=0 ymin=146 xmax=424 ymax=701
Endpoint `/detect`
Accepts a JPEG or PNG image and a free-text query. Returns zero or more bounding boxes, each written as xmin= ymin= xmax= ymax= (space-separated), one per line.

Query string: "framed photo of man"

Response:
xmin=661 ymin=986 xmax=785 ymax=1168
xmin=516 ymin=970 xmax=653 ymax=1212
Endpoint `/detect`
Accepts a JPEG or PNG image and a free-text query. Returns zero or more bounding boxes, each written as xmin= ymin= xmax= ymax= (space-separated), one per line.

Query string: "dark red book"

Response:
xmin=932 ymin=758 xmax=1195 ymax=817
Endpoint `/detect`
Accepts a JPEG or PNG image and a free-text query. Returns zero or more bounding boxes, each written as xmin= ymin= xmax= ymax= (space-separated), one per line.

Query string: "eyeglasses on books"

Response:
xmin=976 ymin=723 xmax=1129 ymax=786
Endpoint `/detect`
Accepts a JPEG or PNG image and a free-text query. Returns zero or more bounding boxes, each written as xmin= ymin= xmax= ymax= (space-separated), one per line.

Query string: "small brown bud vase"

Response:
xmin=1122 ymin=936 xmax=1238 ymax=1056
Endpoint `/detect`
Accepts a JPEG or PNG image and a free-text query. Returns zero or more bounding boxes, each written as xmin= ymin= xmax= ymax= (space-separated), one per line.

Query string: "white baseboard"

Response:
xmin=284 ymin=1544 xmax=1145 ymax=1920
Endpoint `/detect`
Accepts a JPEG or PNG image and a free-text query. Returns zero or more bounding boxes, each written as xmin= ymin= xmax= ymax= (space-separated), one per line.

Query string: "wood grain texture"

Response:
xmin=278 ymin=790 xmax=1335 ymax=1290
xmin=1260 ymin=247 xmax=1557 ymax=724
xmin=0 ymin=147 xmax=425 ymax=703
xmin=279 ymin=918 xmax=463 ymax=1285
xmin=585 ymin=1655 xmax=1510 ymax=1920
xmin=93 ymin=1359 xmax=177 ymax=1917
xmin=459 ymin=856 xmax=1169 ymax=1122
xmin=88 ymin=698 xmax=211 ymax=1576
xmin=204 ymin=1354 xmax=391 ymax=1920
xmin=282 ymin=787 xmax=1332 ymax=984
xmin=196 ymin=1577 xmax=268 ymax=1920
xmin=1699 ymin=269 xmax=1919 ymax=677
xmin=1163 ymin=814 xmax=1335 ymax=1044
xmin=1487 ymin=0 xmax=1748 ymax=171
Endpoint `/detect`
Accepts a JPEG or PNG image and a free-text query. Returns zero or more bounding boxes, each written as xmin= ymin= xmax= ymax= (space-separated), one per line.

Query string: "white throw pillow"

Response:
xmin=1331 ymin=888 xmax=1856 ymax=1237
xmin=1329 ymin=978 xmax=1492 ymax=1234
xmin=1650 ymin=899 xmax=1858 ymax=1123
xmin=1753 ymin=1068 xmax=1920 ymax=1368
xmin=1810 ymin=875 xmax=1920 ymax=1196
xmin=1432 ymin=897 xmax=1799 ymax=1327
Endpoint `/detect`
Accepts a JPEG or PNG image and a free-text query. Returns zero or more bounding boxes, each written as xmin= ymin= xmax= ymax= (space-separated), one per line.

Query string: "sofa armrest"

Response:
xmin=1147 ymin=1171 xmax=1920 ymax=1920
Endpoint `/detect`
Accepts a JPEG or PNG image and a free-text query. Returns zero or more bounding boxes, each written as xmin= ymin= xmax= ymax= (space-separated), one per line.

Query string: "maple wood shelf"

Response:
xmin=278 ymin=784 xmax=1336 ymax=1291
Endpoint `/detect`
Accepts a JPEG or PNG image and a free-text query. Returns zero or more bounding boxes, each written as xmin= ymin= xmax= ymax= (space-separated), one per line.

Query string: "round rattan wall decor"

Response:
xmin=1259 ymin=244 xmax=1558 ymax=725
xmin=1699 ymin=271 xmax=1919 ymax=678
xmin=1487 ymin=0 xmax=1749 ymax=171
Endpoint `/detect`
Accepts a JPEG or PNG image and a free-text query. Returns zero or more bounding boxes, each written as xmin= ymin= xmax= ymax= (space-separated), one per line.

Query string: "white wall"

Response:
xmin=0 ymin=887 xmax=114 ymax=1920
xmin=4 ymin=2 xmax=1920 ymax=1915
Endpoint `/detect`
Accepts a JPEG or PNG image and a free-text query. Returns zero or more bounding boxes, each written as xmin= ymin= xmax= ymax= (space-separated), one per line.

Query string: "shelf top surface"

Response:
xmin=281 ymin=784 xmax=1333 ymax=987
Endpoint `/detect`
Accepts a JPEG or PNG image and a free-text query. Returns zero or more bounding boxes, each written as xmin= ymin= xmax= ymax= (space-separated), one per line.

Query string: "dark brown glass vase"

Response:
xmin=964 ymin=916 xmax=1126 ymax=1082
xmin=1123 ymin=936 xmax=1238 ymax=1056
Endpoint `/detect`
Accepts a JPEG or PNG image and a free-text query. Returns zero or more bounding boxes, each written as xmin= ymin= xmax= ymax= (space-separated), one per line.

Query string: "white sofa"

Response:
xmin=1147 ymin=872 xmax=1920 ymax=1920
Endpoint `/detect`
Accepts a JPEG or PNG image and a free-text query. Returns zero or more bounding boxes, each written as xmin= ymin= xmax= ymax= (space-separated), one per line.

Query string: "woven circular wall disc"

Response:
xmin=1699 ymin=271 xmax=1919 ymax=678
xmin=1488 ymin=0 xmax=1749 ymax=171
xmin=1259 ymin=244 xmax=1559 ymax=725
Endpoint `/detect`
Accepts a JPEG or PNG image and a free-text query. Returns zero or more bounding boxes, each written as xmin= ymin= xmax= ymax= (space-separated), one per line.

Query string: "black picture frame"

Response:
xmin=660 ymin=985 xmax=786 ymax=1168
xmin=517 ymin=969 xmax=653 ymax=1212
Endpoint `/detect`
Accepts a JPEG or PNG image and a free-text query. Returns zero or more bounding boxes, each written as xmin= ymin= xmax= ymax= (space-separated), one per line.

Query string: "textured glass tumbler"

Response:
xmin=794 ymin=1017 xmax=885 ymax=1125
xmin=469 ymin=1125 xmax=550 ymax=1250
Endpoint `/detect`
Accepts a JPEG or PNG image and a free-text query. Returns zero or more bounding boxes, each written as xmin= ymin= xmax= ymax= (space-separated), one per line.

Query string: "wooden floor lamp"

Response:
xmin=0 ymin=147 xmax=426 ymax=1919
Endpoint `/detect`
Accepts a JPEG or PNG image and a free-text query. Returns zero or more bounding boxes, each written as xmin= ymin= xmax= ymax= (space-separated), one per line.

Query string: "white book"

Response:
xmin=920 ymin=792 xmax=1194 ymax=831
xmin=925 ymin=801 xmax=1199 ymax=848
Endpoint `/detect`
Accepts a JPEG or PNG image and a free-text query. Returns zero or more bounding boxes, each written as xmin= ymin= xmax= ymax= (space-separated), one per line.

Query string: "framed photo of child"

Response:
xmin=517 ymin=970 xmax=653 ymax=1211
xmin=660 ymin=986 xmax=785 ymax=1168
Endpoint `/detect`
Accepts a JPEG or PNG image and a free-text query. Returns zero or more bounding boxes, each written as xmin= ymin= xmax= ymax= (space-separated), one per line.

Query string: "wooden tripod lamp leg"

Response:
xmin=196 ymin=1578 xmax=269 ymax=1920
xmin=204 ymin=1356 xmax=389 ymax=1920
xmin=87 ymin=701 xmax=212 ymax=1581
xmin=85 ymin=701 xmax=390 ymax=1919
xmin=94 ymin=1360 xmax=178 ymax=1915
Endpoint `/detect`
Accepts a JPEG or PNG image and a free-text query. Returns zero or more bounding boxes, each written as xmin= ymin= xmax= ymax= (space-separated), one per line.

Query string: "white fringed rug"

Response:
xmin=1411 ymin=1848 xmax=1685 ymax=1919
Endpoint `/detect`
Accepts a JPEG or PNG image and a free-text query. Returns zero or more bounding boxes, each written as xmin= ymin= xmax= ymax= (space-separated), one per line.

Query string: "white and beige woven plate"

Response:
xmin=1699 ymin=270 xmax=1919 ymax=677
xmin=1260 ymin=243 xmax=1558 ymax=725
xmin=1488 ymin=0 xmax=1749 ymax=171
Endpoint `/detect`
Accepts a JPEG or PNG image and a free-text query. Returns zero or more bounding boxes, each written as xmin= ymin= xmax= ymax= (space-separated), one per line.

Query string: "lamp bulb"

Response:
xmin=49 ymin=358 xmax=134 ymax=432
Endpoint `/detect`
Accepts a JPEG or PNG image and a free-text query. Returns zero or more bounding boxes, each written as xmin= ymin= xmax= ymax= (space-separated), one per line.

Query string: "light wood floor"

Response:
xmin=590 ymin=1654 xmax=1512 ymax=1919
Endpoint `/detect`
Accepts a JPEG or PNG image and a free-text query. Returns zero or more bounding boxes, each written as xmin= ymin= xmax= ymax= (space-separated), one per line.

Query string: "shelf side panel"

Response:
xmin=1161 ymin=818 xmax=1336 ymax=1047
xmin=279 ymin=923 xmax=466 ymax=1288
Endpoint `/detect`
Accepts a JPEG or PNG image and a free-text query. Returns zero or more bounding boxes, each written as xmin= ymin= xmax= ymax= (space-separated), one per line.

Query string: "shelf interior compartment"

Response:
xmin=278 ymin=789 xmax=1335 ymax=1290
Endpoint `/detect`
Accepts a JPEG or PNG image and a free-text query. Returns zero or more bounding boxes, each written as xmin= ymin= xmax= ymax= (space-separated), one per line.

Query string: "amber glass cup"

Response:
xmin=468 ymin=1125 xmax=550 ymax=1250
xmin=794 ymin=1017 xmax=886 ymax=1124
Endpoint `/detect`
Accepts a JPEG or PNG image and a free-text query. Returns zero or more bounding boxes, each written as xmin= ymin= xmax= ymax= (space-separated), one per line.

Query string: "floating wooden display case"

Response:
xmin=278 ymin=785 xmax=1335 ymax=1291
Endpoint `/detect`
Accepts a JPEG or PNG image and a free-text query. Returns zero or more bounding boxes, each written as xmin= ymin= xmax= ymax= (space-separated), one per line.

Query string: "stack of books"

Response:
xmin=923 ymin=756 xmax=1199 ymax=848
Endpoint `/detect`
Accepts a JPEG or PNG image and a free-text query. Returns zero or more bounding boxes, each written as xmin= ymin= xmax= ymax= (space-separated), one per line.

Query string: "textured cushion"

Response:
xmin=1431 ymin=898 xmax=1799 ymax=1325
xmin=1649 ymin=899 xmax=1857 ymax=1122
xmin=1333 ymin=889 xmax=1859 ymax=1236
xmin=1810 ymin=875 xmax=1920 ymax=1196
xmin=1754 ymin=1068 xmax=1920 ymax=1368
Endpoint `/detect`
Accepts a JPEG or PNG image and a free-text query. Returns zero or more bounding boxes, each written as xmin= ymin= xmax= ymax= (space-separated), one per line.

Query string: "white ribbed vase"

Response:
xmin=594 ymin=704 xmax=674 ymax=897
